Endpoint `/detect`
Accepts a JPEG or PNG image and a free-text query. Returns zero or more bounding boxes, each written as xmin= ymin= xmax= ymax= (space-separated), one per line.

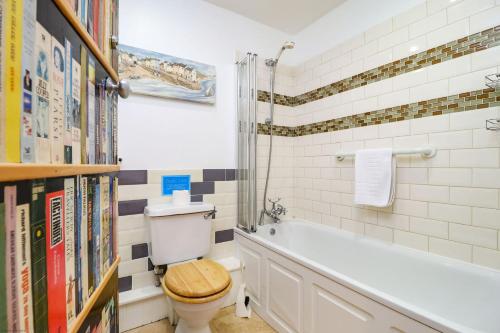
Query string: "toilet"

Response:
xmin=144 ymin=202 xmax=232 ymax=333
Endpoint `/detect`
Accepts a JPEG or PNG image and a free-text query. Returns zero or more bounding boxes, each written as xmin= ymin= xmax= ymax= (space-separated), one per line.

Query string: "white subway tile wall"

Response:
xmin=258 ymin=0 xmax=500 ymax=271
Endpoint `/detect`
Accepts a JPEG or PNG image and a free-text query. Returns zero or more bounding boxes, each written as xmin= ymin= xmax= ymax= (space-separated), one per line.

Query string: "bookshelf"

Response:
xmin=0 ymin=164 xmax=120 ymax=182
xmin=53 ymin=0 xmax=119 ymax=82
xmin=0 ymin=0 xmax=123 ymax=331
xmin=69 ymin=256 xmax=121 ymax=333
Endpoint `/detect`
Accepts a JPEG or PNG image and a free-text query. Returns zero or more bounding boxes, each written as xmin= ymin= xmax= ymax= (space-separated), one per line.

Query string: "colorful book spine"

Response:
xmin=45 ymin=178 xmax=66 ymax=333
xmin=100 ymin=175 xmax=110 ymax=276
xmin=16 ymin=181 xmax=34 ymax=333
xmin=0 ymin=1 xmax=6 ymax=162
xmin=74 ymin=176 xmax=81 ymax=314
xmin=64 ymin=177 xmax=75 ymax=326
xmin=20 ymin=0 xmax=36 ymax=163
xmin=87 ymin=0 xmax=94 ymax=40
xmin=50 ymin=37 xmax=66 ymax=164
xmin=5 ymin=185 xmax=19 ymax=331
xmin=30 ymin=179 xmax=48 ymax=333
xmin=87 ymin=57 xmax=96 ymax=164
xmin=93 ymin=0 xmax=99 ymax=44
xmin=71 ymin=58 xmax=81 ymax=164
xmin=112 ymin=94 xmax=117 ymax=164
xmin=80 ymin=47 xmax=87 ymax=164
xmin=112 ymin=176 xmax=117 ymax=260
xmin=34 ymin=22 xmax=51 ymax=164
xmin=95 ymin=85 xmax=100 ymax=164
xmin=0 ymin=185 xmax=6 ymax=332
xmin=4 ymin=0 xmax=23 ymax=162
xmin=87 ymin=176 xmax=94 ymax=297
xmin=63 ymin=39 xmax=72 ymax=164
xmin=93 ymin=178 xmax=100 ymax=286
xmin=80 ymin=177 xmax=89 ymax=307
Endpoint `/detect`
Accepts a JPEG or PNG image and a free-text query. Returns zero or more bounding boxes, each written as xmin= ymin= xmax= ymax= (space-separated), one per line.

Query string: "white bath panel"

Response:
xmin=267 ymin=259 xmax=303 ymax=333
xmin=312 ymin=285 xmax=375 ymax=333
xmin=239 ymin=245 xmax=262 ymax=305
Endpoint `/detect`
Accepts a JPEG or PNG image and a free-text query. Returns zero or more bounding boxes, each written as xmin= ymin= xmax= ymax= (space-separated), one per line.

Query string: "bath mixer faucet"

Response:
xmin=265 ymin=198 xmax=287 ymax=223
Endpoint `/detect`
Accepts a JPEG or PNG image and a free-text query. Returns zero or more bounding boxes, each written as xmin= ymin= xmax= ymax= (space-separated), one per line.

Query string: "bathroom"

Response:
xmin=116 ymin=0 xmax=500 ymax=332
xmin=0 ymin=0 xmax=500 ymax=333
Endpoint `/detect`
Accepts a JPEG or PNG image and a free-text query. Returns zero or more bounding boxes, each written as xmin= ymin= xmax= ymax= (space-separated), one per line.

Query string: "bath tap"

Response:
xmin=265 ymin=198 xmax=287 ymax=223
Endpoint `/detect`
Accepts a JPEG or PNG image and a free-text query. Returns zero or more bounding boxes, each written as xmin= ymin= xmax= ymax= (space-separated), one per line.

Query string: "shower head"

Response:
xmin=282 ymin=41 xmax=295 ymax=50
xmin=267 ymin=41 xmax=295 ymax=66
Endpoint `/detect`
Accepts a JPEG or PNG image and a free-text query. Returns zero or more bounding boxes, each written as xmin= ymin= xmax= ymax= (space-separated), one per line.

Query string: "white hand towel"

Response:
xmin=354 ymin=148 xmax=396 ymax=207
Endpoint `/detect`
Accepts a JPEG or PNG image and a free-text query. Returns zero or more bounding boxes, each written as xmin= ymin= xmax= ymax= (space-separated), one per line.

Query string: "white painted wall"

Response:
xmin=118 ymin=0 xmax=290 ymax=170
xmin=287 ymin=0 xmax=425 ymax=65
xmin=118 ymin=0 xmax=425 ymax=170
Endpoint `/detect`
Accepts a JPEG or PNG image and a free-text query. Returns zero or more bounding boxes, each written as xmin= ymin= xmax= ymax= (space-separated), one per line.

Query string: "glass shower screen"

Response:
xmin=236 ymin=53 xmax=257 ymax=232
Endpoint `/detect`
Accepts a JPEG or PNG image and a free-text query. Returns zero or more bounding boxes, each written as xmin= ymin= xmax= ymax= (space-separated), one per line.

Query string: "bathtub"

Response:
xmin=234 ymin=220 xmax=500 ymax=333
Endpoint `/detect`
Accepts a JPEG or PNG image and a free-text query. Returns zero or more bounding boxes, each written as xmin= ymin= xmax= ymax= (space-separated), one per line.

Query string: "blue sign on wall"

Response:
xmin=162 ymin=175 xmax=191 ymax=196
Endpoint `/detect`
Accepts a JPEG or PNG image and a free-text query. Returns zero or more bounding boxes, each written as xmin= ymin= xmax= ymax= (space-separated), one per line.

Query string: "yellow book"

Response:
xmin=4 ymin=0 xmax=23 ymax=162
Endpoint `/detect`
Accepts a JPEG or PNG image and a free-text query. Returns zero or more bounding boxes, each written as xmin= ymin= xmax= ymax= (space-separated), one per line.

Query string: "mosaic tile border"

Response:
xmin=257 ymin=25 xmax=500 ymax=107
xmin=257 ymin=87 xmax=500 ymax=137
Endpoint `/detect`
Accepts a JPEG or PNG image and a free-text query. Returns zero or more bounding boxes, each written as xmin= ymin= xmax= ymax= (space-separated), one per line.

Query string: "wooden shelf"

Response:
xmin=53 ymin=0 xmax=119 ymax=82
xmin=69 ymin=256 xmax=121 ymax=333
xmin=0 ymin=164 xmax=120 ymax=182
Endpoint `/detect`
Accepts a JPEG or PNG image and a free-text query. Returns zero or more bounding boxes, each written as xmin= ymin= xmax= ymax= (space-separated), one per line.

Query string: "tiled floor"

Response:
xmin=124 ymin=305 xmax=276 ymax=333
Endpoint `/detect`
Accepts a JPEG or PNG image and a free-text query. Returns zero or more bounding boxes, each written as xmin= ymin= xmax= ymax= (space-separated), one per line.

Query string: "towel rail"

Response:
xmin=335 ymin=146 xmax=437 ymax=161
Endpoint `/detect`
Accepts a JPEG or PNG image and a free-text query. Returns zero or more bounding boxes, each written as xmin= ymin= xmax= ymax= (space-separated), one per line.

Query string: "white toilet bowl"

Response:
xmin=161 ymin=259 xmax=232 ymax=333
xmin=172 ymin=294 xmax=228 ymax=333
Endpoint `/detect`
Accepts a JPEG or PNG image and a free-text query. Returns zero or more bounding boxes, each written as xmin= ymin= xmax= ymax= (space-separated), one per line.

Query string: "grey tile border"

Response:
xmin=118 ymin=199 xmax=148 ymax=216
xmin=118 ymin=276 xmax=132 ymax=292
xmin=191 ymin=181 xmax=215 ymax=195
xmin=203 ymin=169 xmax=226 ymax=181
xmin=148 ymin=258 xmax=154 ymax=271
xmin=191 ymin=195 xmax=203 ymax=202
xmin=225 ymin=169 xmax=236 ymax=181
xmin=131 ymin=243 xmax=149 ymax=260
xmin=215 ymin=229 xmax=234 ymax=243
xmin=118 ymin=170 xmax=147 ymax=185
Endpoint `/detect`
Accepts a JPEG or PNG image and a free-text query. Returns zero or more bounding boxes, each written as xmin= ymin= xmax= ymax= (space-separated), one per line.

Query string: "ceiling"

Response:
xmin=203 ymin=0 xmax=348 ymax=34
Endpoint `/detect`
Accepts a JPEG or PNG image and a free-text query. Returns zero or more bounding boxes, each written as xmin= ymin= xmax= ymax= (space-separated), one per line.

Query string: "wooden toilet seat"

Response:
xmin=161 ymin=259 xmax=232 ymax=304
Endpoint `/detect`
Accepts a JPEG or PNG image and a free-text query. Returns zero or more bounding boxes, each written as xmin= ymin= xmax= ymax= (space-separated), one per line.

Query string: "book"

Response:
xmin=64 ymin=177 xmax=76 ymax=327
xmin=5 ymin=185 xmax=19 ymax=331
xmin=4 ymin=0 xmax=23 ymax=162
xmin=112 ymin=94 xmax=117 ymax=164
xmin=30 ymin=179 xmax=48 ymax=333
xmin=80 ymin=46 xmax=87 ymax=164
xmin=45 ymin=178 xmax=66 ymax=333
xmin=71 ymin=58 xmax=81 ymax=164
xmin=93 ymin=177 xmax=100 ymax=286
xmin=34 ymin=22 xmax=51 ymax=164
xmin=16 ymin=181 xmax=34 ymax=333
xmin=87 ymin=57 xmax=96 ymax=164
xmin=87 ymin=0 xmax=94 ymax=40
xmin=75 ymin=176 xmax=81 ymax=314
xmin=93 ymin=0 xmax=99 ymax=45
xmin=0 ymin=184 xmax=6 ymax=332
xmin=111 ymin=0 xmax=118 ymax=70
xmin=87 ymin=176 xmax=95 ymax=297
xmin=50 ymin=37 xmax=66 ymax=164
xmin=0 ymin=1 xmax=5 ymax=162
xmin=80 ymin=176 xmax=89 ymax=308
xmin=100 ymin=175 xmax=110 ymax=277
xmin=112 ymin=176 xmax=117 ymax=261
xmin=20 ymin=0 xmax=37 ymax=163
xmin=63 ymin=39 xmax=72 ymax=164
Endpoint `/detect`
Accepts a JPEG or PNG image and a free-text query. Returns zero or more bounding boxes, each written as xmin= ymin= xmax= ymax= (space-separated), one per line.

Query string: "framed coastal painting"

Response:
xmin=118 ymin=44 xmax=216 ymax=104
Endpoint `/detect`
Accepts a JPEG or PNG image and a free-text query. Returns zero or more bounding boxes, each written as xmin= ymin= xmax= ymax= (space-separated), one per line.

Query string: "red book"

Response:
xmin=93 ymin=0 xmax=99 ymax=44
xmin=45 ymin=178 xmax=67 ymax=333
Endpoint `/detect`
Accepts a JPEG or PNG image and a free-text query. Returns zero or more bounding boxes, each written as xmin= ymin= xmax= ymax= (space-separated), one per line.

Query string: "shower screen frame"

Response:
xmin=236 ymin=53 xmax=258 ymax=232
